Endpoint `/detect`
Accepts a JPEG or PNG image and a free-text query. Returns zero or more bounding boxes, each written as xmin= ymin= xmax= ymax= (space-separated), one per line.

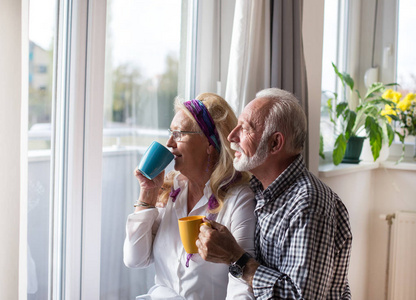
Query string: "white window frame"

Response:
xmin=51 ymin=0 xmax=106 ymax=298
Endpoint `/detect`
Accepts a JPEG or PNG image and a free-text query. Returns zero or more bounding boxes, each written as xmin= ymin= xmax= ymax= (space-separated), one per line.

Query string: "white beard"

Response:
xmin=231 ymin=139 xmax=269 ymax=172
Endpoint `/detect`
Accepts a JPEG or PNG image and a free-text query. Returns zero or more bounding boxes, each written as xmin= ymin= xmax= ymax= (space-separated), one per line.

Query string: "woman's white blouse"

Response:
xmin=123 ymin=174 xmax=256 ymax=300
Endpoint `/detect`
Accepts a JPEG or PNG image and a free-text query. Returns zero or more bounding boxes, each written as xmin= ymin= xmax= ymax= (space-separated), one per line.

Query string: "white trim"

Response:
xmin=319 ymin=161 xmax=379 ymax=178
xmin=80 ymin=0 xmax=106 ymax=298
xmin=303 ymin=0 xmax=325 ymax=176
xmin=51 ymin=0 xmax=72 ymax=297
xmin=20 ymin=0 xmax=29 ymax=298
xmin=184 ymin=0 xmax=198 ymax=100
xmin=59 ymin=0 xmax=106 ymax=298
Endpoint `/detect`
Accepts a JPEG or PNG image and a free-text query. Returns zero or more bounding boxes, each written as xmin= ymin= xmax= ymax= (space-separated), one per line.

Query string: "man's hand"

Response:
xmin=196 ymin=218 xmax=246 ymax=264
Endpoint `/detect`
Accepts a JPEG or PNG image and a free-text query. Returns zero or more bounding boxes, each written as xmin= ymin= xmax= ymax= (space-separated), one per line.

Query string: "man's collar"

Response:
xmin=250 ymin=154 xmax=305 ymax=200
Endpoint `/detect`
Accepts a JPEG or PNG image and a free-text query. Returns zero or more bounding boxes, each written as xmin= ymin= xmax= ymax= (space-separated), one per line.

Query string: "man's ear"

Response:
xmin=269 ymin=132 xmax=284 ymax=154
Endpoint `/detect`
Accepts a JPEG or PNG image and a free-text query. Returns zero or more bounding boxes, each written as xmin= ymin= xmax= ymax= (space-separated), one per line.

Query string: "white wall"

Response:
xmin=321 ymin=167 xmax=416 ymax=300
xmin=321 ymin=171 xmax=374 ymax=300
xmin=0 ymin=0 xmax=24 ymax=298
xmin=367 ymin=168 xmax=416 ymax=300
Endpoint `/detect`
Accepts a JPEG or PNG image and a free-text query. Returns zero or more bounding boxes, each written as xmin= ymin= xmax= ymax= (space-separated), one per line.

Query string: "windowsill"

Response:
xmin=379 ymin=157 xmax=416 ymax=171
xmin=319 ymin=161 xmax=380 ymax=178
xmin=319 ymin=142 xmax=416 ymax=178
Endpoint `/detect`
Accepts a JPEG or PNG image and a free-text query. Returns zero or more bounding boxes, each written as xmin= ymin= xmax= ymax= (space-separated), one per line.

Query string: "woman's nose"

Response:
xmin=166 ymin=135 xmax=176 ymax=148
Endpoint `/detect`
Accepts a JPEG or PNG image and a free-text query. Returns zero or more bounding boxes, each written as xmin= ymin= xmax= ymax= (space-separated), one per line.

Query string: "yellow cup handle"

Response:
xmin=200 ymin=221 xmax=212 ymax=228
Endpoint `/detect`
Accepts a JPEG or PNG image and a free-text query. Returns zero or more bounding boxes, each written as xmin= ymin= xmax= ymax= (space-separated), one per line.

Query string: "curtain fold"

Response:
xmin=271 ymin=0 xmax=309 ymax=167
xmin=225 ymin=0 xmax=309 ymax=166
xmin=225 ymin=0 xmax=271 ymax=115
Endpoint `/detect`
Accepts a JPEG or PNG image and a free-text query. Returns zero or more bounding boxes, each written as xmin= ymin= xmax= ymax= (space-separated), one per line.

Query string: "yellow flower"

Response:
xmin=382 ymin=89 xmax=402 ymax=103
xmin=397 ymin=99 xmax=412 ymax=111
xmin=382 ymin=89 xmax=394 ymax=100
xmin=403 ymin=92 xmax=416 ymax=102
xmin=381 ymin=104 xmax=397 ymax=123
xmin=392 ymin=91 xmax=402 ymax=104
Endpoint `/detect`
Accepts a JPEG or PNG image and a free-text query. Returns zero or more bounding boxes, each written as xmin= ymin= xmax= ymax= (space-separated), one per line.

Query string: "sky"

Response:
xmin=29 ymin=0 xmax=56 ymax=50
xmin=107 ymin=0 xmax=181 ymax=77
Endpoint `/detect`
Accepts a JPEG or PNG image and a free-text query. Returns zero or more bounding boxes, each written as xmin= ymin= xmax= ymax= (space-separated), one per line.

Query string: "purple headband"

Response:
xmin=183 ymin=99 xmax=221 ymax=153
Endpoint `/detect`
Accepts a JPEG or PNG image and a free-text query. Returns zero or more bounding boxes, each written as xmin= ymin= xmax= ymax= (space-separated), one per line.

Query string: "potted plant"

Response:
xmin=381 ymin=90 xmax=416 ymax=160
xmin=322 ymin=63 xmax=397 ymax=165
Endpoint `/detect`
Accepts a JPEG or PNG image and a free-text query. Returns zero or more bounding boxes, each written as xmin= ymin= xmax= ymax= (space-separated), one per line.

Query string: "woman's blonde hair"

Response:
xmin=159 ymin=93 xmax=250 ymax=213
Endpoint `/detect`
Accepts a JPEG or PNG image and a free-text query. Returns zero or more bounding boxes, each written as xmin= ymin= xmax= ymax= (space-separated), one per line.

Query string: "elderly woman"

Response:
xmin=123 ymin=93 xmax=255 ymax=299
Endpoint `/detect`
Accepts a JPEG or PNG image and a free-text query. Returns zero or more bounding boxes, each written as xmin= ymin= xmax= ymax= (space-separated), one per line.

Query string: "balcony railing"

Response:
xmin=27 ymin=126 xmax=171 ymax=299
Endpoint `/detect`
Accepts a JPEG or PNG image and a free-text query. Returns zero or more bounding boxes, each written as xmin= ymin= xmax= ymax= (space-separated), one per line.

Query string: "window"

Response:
xmin=320 ymin=0 xmax=350 ymax=153
xmin=25 ymin=0 xmax=220 ymax=298
xmin=396 ymin=0 xmax=416 ymax=93
xmin=27 ymin=0 xmax=56 ymax=298
xmin=100 ymin=0 xmax=185 ymax=298
xmin=395 ymin=0 xmax=416 ymax=144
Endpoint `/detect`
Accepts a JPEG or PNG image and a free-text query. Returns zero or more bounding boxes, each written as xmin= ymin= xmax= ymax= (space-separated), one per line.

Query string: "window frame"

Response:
xmin=48 ymin=0 xmax=106 ymax=298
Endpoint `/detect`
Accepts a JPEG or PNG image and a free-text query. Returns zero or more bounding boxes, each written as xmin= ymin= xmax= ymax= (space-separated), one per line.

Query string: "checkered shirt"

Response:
xmin=250 ymin=155 xmax=352 ymax=299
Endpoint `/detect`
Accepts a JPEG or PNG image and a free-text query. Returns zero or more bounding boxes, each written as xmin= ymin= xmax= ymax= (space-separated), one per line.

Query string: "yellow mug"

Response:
xmin=178 ymin=215 xmax=211 ymax=253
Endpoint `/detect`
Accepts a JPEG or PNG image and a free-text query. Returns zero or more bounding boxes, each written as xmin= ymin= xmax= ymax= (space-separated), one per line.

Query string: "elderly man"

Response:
xmin=197 ymin=88 xmax=352 ymax=299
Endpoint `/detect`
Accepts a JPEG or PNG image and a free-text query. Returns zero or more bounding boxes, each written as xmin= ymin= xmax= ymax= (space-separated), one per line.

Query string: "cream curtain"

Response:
xmin=225 ymin=0 xmax=271 ymax=115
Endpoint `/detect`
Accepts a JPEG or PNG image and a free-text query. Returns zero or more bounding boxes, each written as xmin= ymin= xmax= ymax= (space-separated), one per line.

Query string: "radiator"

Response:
xmin=387 ymin=211 xmax=416 ymax=300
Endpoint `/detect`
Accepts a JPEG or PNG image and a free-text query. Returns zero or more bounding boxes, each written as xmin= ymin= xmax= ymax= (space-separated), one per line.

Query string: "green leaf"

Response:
xmin=343 ymin=73 xmax=354 ymax=91
xmin=332 ymin=63 xmax=354 ymax=90
xmin=364 ymin=82 xmax=385 ymax=99
xmin=386 ymin=123 xmax=394 ymax=146
xmin=365 ymin=116 xmax=382 ymax=161
xmin=388 ymin=114 xmax=400 ymax=121
xmin=384 ymin=83 xmax=399 ymax=88
xmin=344 ymin=110 xmax=357 ymax=140
xmin=362 ymin=106 xmax=379 ymax=118
xmin=327 ymin=98 xmax=333 ymax=110
xmin=396 ymin=131 xmax=405 ymax=143
xmin=355 ymin=89 xmax=362 ymax=103
xmin=366 ymin=98 xmax=395 ymax=106
xmin=319 ymin=134 xmax=325 ymax=159
xmin=333 ymin=134 xmax=347 ymax=165
xmin=336 ymin=102 xmax=348 ymax=118
xmin=395 ymin=130 xmax=406 ymax=163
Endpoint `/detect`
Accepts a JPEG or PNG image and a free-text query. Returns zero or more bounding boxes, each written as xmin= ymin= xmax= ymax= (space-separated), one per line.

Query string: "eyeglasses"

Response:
xmin=168 ymin=129 xmax=201 ymax=142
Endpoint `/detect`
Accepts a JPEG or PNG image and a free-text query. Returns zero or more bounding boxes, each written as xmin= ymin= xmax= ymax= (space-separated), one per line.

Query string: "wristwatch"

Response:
xmin=229 ymin=252 xmax=252 ymax=278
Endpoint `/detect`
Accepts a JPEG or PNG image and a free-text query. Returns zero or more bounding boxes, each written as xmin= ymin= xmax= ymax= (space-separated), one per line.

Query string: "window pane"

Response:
xmin=396 ymin=0 xmax=416 ymax=143
xmin=320 ymin=0 xmax=349 ymax=153
xmin=28 ymin=0 xmax=56 ymax=298
xmin=396 ymin=0 xmax=416 ymax=92
xmin=101 ymin=0 xmax=183 ymax=298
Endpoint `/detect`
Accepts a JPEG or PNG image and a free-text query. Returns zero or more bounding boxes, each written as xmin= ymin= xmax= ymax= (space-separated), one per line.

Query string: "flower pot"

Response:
xmin=342 ymin=136 xmax=366 ymax=164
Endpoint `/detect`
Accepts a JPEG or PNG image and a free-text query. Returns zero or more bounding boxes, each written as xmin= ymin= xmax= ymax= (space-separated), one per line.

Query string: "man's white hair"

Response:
xmin=255 ymin=88 xmax=307 ymax=155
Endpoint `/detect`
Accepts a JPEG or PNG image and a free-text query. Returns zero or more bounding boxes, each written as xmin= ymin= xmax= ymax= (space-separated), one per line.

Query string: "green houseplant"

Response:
xmin=324 ymin=63 xmax=397 ymax=165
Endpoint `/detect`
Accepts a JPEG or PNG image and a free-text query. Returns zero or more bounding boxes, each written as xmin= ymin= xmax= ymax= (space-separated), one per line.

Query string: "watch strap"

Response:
xmin=233 ymin=252 xmax=251 ymax=268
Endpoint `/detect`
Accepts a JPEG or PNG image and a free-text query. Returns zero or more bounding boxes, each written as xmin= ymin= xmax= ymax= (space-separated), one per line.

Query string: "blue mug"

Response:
xmin=138 ymin=141 xmax=174 ymax=180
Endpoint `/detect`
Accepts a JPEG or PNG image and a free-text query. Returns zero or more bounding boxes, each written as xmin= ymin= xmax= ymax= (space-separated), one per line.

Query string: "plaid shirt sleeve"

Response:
xmin=252 ymin=208 xmax=352 ymax=300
